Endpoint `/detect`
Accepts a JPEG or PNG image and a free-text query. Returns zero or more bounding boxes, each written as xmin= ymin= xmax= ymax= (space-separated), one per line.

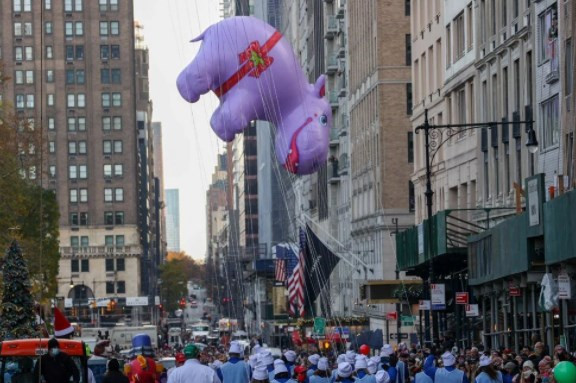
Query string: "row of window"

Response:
xmin=14 ymin=21 xmax=121 ymax=38
xmin=49 ymin=163 xmax=124 ymax=179
xmin=15 ymin=93 xmax=123 ymax=109
xmin=69 ymin=187 xmax=124 ymax=203
xmin=44 ymin=116 xmax=123 ymax=132
xmin=70 ymin=211 xmax=124 ymax=226
xmin=15 ymin=0 xmax=120 ymax=12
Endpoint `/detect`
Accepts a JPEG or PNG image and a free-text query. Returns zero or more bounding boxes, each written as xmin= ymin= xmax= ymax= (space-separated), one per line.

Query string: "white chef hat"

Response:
xmin=284 ymin=350 xmax=297 ymax=362
xmin=355 ymin=355 xmax=368 ymax=370
xmin=228 ymin=341 xmax=243 ymax=354
xmin=252 ymin=363 xmax=269 ymax=380
xmin=380 ymin=344 xmax=393 ymax=357
xmin=367 ymin=358 xmax=378 ymax=374
xmin=441 ymin=351 xmax=456 ymax=367
xmin=308 ymin=354 xmax=320 ymax=365
xmin=479 ymin=355 xmax=492 ymax=367
xmin=337 ymin=362 xmax=354 ymax=378
xmin=259 ymin=350 xmax=275 ymax=366
xmin=273 ymin=360 xmax=288 ymax=376
xmin=376 ymin=370 xmax=391 ymax=383
xmin=345 ymin=350 xmax=356 ymax=364
xmin=317 ymin=357 xmax=329 ymax=371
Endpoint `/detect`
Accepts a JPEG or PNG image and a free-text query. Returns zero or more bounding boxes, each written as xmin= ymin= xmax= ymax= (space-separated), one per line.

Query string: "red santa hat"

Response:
xmin=53 ymin=307 xmax=74 ymax=337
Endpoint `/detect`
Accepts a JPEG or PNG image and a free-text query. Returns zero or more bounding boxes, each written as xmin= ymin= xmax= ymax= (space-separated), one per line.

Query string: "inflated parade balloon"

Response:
xmin=177 ymin=16 xmax=331 ymax=175
xmin=553 ymin=361 xmax=576 ymax=383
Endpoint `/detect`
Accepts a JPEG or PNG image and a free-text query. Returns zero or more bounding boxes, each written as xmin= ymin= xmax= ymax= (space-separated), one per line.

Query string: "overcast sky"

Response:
xmin=134 ymin=1 xmax=222 ymax=260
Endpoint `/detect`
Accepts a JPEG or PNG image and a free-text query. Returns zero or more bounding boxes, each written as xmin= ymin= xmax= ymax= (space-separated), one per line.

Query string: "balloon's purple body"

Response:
xmin=176 ymin=16 xmax=331 ymax=175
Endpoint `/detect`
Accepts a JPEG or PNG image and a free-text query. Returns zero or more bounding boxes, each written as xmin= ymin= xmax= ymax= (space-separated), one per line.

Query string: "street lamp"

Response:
xmin=415 ymin=108 xmax=537 ymax=345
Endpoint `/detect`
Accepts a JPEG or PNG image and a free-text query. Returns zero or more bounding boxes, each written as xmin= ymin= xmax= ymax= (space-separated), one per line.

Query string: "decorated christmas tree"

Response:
xmin=0 ymin=241 xmax=39 ymax=339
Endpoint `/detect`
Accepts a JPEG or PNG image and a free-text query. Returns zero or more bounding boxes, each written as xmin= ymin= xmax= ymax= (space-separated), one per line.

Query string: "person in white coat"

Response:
xmin=375 ymin=370 xmax=391 ymax=383
xmin=270 ymin=360 xmax=297 ymax=383
xmin=219 ymin=342 xmax=250 ymax=383
xmin=309 ymin=357 xmax=331 ymax=383
xmin=354 ymin=356 xmax=376 ymax=383
xmin=168 ymin=344 xmax=221 ymax=383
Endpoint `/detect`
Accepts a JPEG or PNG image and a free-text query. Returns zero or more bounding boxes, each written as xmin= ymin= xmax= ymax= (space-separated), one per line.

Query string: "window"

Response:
xmin=78 ymin=141 xmax=87 ymax=154
xmin=80 ymin=259 xmax=89 ymax=272
xmin=16 ymin=95 xmax=24 ymax=109
xmin=68 ymin=141 xmax=77 ymax=155
xmin=504 ymin=143 xmax=510 ymax=194
xmin=103 ymin=140 xmax=112 ymax=154
xmin=80 ymin=236 xmax=89 ymax=246
xmin=541 ymin=95 xmax=559 ymax=148
xmin=66 ymin=45 xmax=74 ymax=61
xmin=48 ymin=118 xmax=55 ymax=130
xmin=502 ymin=0 xmax=507 ymax=28
xmin=79 ymin=188 xmax=88 ymax=202
xmin=70 ymin=259 xmax=79 ymax=273
xmin=104 ymin=164 xmax=112 ymax=177
xmin=78 ymin=117 xmax=86 ymax=131
xmin=70 ymin=212 xmax=79 ymax=225
xmin=15 ymin=71 xmax=23 ymax=84
xmin=68 ymin=117 xmax=76 ymax=131
xmin=25 ymin=46 xmax=33 ymax=60
xmin=47 ymin=141 xmax=55 ymax=153
xmin=408 ymin=181 xmax=415 ymax=212
xmin=538 ymin=4 xmax=558 ymax=63
xmin=75 ymin=45 xmax=84 ymax=60
xmin=110 ymin=0 xmax=118 ymax=11
xmin=114 ymin=164 xmax=123 ymax=176
xmin=100 ymin=45 xmax=109 ymax=59
xmin=80 ymin=212 xmax=88 ymax=225
xmin=101 ymin=117 xmax=111 ymax=130
xmin=25 ymin=70 xmax=33 ymax=84
xmin=104 ymin=188 xmax=113 ymax=202
xmin=405 ymin=0 xmax=410 ymax=16
xmin=494 ymin=148 xmax=500 ymax=195
xmin=112 ymin=93 xmax=122 ymax=106
xmin=113 ymin=117 xmax=122 ymax=130
xmin=111 ymin=69 xmax=121 ymax=84
xmin=406 ymin=83 xmax=412 ymax=115
xmin=47 ymin=94 xmax=55 ymax=106
xmin=69 ymin=165 xmax=77 ymax=179
xmin=64 ymin=0 xmax=73 ymax=11
xmin=105 ymin=235 xmax=114 ymax=246
xmin=405 ymin=34 xmax=411 ymax=65
xmin=47 ymin=165 xmax=56 ymax=178
xmin=102 ymin=93 xmax=110 ymax=107
xmin=106 ymin=282 xmax=114 ymax=294
xmin=46 ymin=70 xmax=54 ymax=82
xmin=99 ymin=22 xmax=109 ymax=36
xmin=114 ymin=140 xmax=123 ymax=153
xmin=79 ymin=165 xmax=87 ymax=179
xmin=484 ymin=152 xmax=490 ymax=198
xmin=14 ymin=47 xmax=23 ymax=61
xmin=26 ymin=94 xmax=34 ymax=108
xmin=490 ymin=0 xmax=496 ymax=35
xmin=46 ymin=45 xmax=54 ymax=58
xmin=66 ymin=69 xmax=75 ymax=84
xmin=513 ymin=0 xmax=519 ymax=19
xmin=105 ymin=258 xmax=114 ymax=272
xmin=115 ymin=211 xmax=124 ymax=225
xmin=566 ymin=39 xmax=573 ymax=96
xmin=111 ymin=45 xmax=120 ymax=59
xmin=65 ymin=22 xmax=73 ymax=36
xmin=67 ymin=94 xmax=75 ymax=108
xmin=65 ymin=0 xmax=83 ymax=12
xmin=116 ymin=281 xmax=125 ymax=294
xmin=101 ymin=69 xmax=110 ymax=84
xmin=466 ymin=4 xmax=473 ymax=51
xmin=110 ymin=22 xmax=120 ymax=35
xmin=115 ymin=188 xmax=124 ymax=201
xmin=45 ymin=22 xmax=53 ymax=35
xmin=445 ymin=24 xmax=452 ymax=67
xmin=77 ymin=94 xmax=85 ymax=108
xmin=76 ymin=70 xmax=85 ymax=84
xmin=69 ymin=189 xmax=78 ymax=203
xmin=74 ymin=0 xmax=83 ymax=11
xmin=104 ymin=211 xmax=114 ymax=225
xmin=503 ymin=67 xmax=509 ymax=116
xmin=454 ymin=12 xmax=465 ymax=61
xmin=116 ymin=258 xmax=125 ymax=271
xmin=45 ymin=0 xmax=51 ymax=10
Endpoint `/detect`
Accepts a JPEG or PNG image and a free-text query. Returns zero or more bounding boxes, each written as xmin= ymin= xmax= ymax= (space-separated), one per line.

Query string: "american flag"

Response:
xmin=275 ymin=259 xmax=286 ymax=283
xmin=288 ymin=229 xmax=307 ymax=317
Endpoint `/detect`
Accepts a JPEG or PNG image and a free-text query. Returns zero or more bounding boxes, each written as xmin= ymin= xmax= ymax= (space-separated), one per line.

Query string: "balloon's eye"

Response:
xmin=319 ymin=115 xmax=328 ymax=126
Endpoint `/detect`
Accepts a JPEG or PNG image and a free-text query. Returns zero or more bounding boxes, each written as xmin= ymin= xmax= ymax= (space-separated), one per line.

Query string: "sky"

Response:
xmin=134 ymin=1 xmax=222 ymax=260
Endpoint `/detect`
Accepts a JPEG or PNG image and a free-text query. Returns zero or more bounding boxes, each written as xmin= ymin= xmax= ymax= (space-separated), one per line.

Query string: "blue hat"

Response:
xmin=130 ymin=334 xmax=155 ymax=358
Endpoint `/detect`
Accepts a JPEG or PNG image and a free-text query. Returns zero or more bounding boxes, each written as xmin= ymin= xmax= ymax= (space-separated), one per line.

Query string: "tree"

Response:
xmin=0 ymin=62 xmax=60 ymax=303
xmin=159 ymin=252 xmax=205 ymax=313
xmin=0 ymin=241 xmax=39 ymax=339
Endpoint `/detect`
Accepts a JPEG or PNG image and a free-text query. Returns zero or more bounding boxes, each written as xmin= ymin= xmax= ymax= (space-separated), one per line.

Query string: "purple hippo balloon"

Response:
xmin=176 ymin=16 xmax=331 ymax=175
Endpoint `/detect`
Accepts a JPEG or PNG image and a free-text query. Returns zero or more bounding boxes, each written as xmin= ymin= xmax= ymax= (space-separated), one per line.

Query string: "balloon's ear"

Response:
xmin=314 ymin=75 xmax=326 ymax=98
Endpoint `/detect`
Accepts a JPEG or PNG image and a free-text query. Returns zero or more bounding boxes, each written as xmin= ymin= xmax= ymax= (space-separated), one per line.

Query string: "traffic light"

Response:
xmin=321 ymin=341 xmax=331 ymax=351
xmin=179 ymin=298 xmax=186 ymax=308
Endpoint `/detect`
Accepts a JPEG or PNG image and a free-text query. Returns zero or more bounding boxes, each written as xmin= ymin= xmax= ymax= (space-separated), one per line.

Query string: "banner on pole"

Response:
xmin=418 ymin=300 xmax=431 ymax=310
xmin=431 ymin=284 xmax=446 ymax=310
xmin=465 ymin=304 xmax=479 ymax=317
xmin=558 ymin=274 xmax=572 ymax=300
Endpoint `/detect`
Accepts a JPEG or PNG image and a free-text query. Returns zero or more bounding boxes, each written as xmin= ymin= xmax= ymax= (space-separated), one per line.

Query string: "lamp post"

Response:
xmin=415 ymin=108 xmax=537 ymax=345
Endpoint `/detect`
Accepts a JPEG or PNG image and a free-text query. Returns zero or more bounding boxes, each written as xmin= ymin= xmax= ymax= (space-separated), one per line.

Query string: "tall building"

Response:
xmin=152 ymin=122 xmax=167 ymax=265
xmin=0 ymin=0 xmax=158 ymax=321
xmin=347 ymin=0 xmax=413 ymax=331
xmin=165 ymin=189 xmax=180 ymax=252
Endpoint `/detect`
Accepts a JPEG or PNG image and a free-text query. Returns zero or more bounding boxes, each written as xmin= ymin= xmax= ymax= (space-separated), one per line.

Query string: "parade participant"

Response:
xmin=414 ymin=363 xmax=433 ymax=383
xmin=334 ymin=362 xmax=355 ymax=383
xmin=475 ymin=355 xmax=502 ymax=383
xmin=354 ymin=355 xmax=376 ymax=383
xmin=375 ymin=370 xmax=390 ymax=383
xmin=423 ymin=348 xmax=438 ymax=380
xmin=126 ymin=334 xmax=159 ymax=383
xmin=345 ymin=351 xmax=356 ymax=365
xmin=433 ymin=351 xmax=469 ymax=383
xmin=367 ymin=358 xmax=378 ymax=375
xmin=306 ymin=354 xmax=320 ymax=378
xmin=502 ymin=362 xmax=517 ymax=383
xmin=283 ymin=351 xmax=297 ymax=375
xmin=270 ymin=360 xmax=297 ymax=383
xmin=168 ymin=343 xmax=221 ymax=383
xmin=332 ymin=355 xmax=346 ymax=380
xmin=102 ymin=359 xmax=129 ymax=383
xmin=397 ymin=351 xmax=409 ymax=383
xmin=220 ymin=341 xmax=251 ymax=383
xmin=379 ymin=345 xmax=394 ymax=371
xmin=167 ymin=353 xmax=186 ymax=378
xmin=258 ymin=350 xmax=275 ymax=381
xmin=309 ymin=357 xmax=331 ymax=383
xmin=33 ymin=338 xmax=80 ymax=383
xmin=251 ymin=359 xmax=269 ymax=383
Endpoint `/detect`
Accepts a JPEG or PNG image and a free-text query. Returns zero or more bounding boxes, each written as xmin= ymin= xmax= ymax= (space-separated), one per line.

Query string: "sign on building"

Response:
xmin=126 ymin=297 xmax=149 ymax=306
xmin=431 ymin=284 xmax=445 ymax=310
xmin=455 ymin=292 xmax=469 ymax=305
xmin=465 ymin=304 xmax=479 ymax=317
xmin=558 ymin=274 xmax=572 ymax=300
xmin=418 ymin=300 xmax=431 ymax=310
xmin=527 ymin=178 xmax=540 ymax=226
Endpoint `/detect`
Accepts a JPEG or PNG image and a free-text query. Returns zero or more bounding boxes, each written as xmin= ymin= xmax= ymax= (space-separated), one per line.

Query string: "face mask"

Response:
xmin=523 ymin=370 xmax=533 ymax=378
xmin=51 ymin=348 xmax=60 ymax=356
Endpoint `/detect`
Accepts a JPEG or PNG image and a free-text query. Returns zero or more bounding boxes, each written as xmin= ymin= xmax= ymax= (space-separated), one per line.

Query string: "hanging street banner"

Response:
xmin=465 ymin=304 xmax=479 ymax=317
xmin=418 ymin=300 xmax=431 ymax=310
xmin=431 ymin=284 xmax=446 ymax=310
xmin=558 ymin=274 xmax=572 ymax=300
xmin=313 ymin=317 xmax=326 ymax=336
xmin=455 ymin=292 xmax=469 ymax=305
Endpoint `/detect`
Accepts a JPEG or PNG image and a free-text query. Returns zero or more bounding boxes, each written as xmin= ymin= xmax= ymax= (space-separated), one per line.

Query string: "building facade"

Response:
xmin=165 ymin=189 xmax=180 ymax=252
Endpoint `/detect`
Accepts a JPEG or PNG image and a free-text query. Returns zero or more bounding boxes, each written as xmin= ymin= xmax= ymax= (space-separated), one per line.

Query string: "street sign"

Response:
xmin=401 ymin=315 xmax=415 ymax=326
xmin=64 ymin=298 xmax=73 ymax=308
xmin=155 ymin=296 xmax=160 ymax=305
xmin=386 ymin=312 xmax=398 ymax=321
xmin=465 ymin=304 xmax=479 ymax=317
xmin=126 ymin=296 xmax=149 ymax=306
xmin=418 ymin=300 xmax=431 ymax=310
xmin=455 ymin=292 xmax=469 ymax=305
xmin=431 ymin=284 xmax=446 ymax=310
xmin=509 ymin=287 xmax=521 ymax=297
xmin=558 ymin=274 xmax=572 ymax=300
xmin=389 ymin=333 xmax=409 ymax=340
xmin=313 ymin=317 xmax=326 ymax=336
xmin=88 ymin=298 xmax=111 ymax=307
